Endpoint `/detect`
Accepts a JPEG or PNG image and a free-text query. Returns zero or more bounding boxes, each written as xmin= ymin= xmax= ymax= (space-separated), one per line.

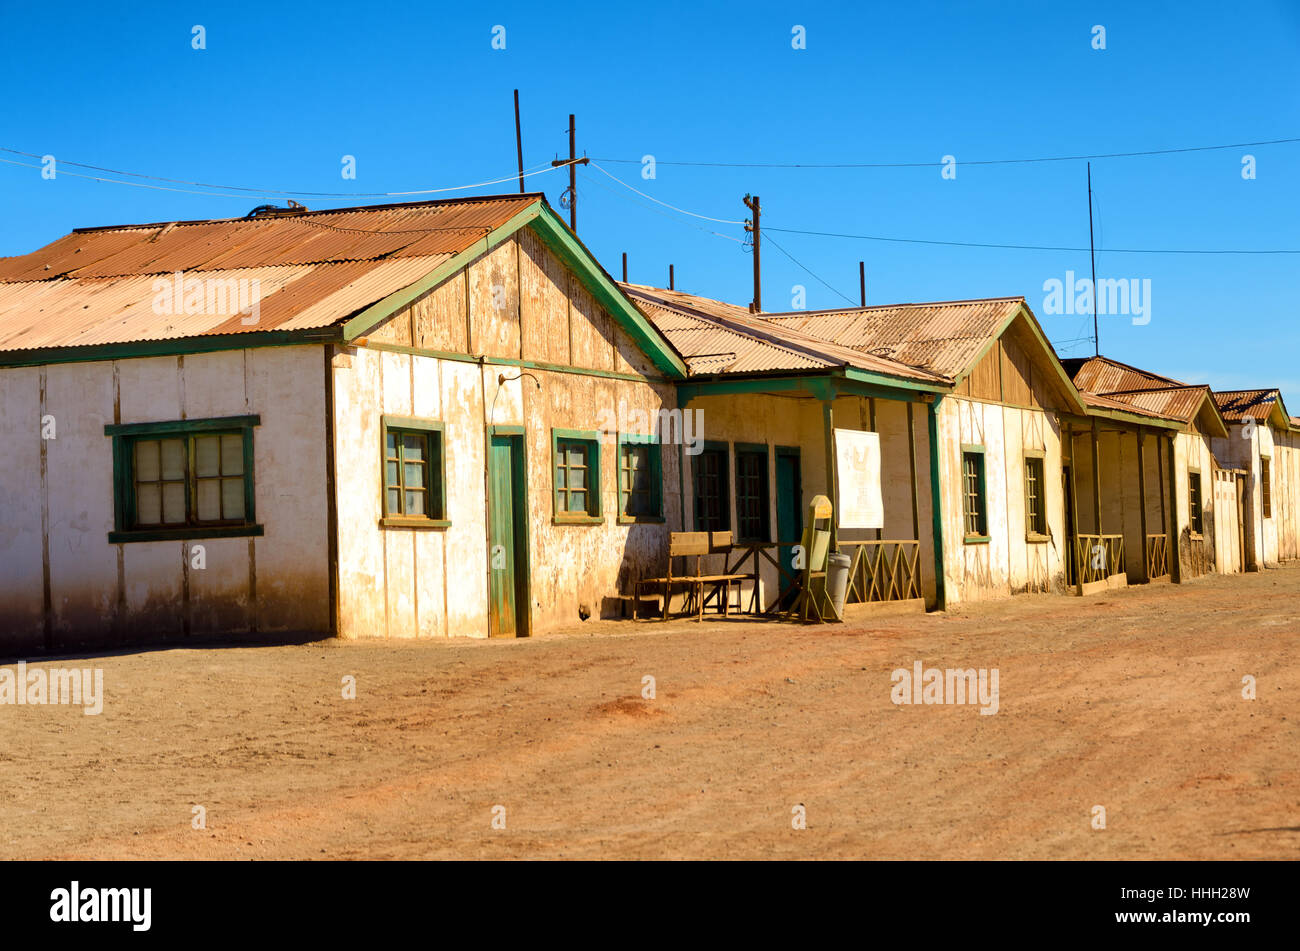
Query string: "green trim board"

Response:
xmin=551 ymin=427 xmax=603 ymax=522
xmin=0 ymin=330 xmax=338 ymax=369
xmin=616 ymin=431 xmax=664 ymax=522
xmin=927 ymin=397 xmax=946 ymax=610
xmin=106 ymin=414 xmax=260 ymax=542
xmin=379 ymin=414 xmax=447 ymax=526
xmin=362 ymin=341 xmax=667 ymax=384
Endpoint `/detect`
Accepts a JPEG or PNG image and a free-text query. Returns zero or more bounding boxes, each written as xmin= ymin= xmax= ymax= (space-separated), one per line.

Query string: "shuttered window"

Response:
xmin=1189 ymin=469 xmax=1204 ymax=535
xmin=1262 ymin=457 xmax=1272 ymax=518
xmin=735 ymin=445 xmax=770 ymax=542
xmin=694 ymin=444 xmax=730 ymax=532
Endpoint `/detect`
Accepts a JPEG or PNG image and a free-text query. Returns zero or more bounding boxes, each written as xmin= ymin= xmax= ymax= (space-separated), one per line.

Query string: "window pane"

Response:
xmin=386 ymin=432 xmax=397 ymax=454
xmin=162 ymin=482 xmax=186 ymax=523
xmin=135 ymin=440 xmax=160 ymax=482
xmin=196 ymin=480 xmax=221 ymax=520
xmin=222 ymin=478 xmax=244 ymax=520
xmin=160 ymin=439 xmax=185 ymax=481
xmin=569 ymin=489 xmax=587 ymax=513
xmin=136 ymin=483 xmax=161 ymax=525
xmin=194 ymin=436 xmax=220 ymax=478
xmin=221 ymin=434 xmax=243 ymax=476
xmin=386 ymin=461 xmax=399 ymax=486
xmin=567 ymin=445 xmax=586 ymax=468
xmin=568 ymin=464 xmax=585 ymax=490
xmin=404 ymin=461 xmax=425 ymax=490
xmin=402 ymin=433 xmax=425 ymax=462
xmin=387 ymin=488 xmax=400 ymax=513
xmin=405 ymin=490 xmax=425 ymax=515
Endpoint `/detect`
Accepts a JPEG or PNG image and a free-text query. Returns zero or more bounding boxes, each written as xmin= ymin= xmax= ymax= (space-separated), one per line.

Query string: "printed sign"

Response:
xmin=835 ymin=429 xmax=883 ymax=529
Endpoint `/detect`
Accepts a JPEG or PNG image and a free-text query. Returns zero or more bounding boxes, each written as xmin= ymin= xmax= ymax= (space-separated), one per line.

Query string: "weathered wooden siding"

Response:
xmin=332 ymin=228 xmax=676 ymax=639
xmin=937 ymin=396 xmax=1066 ymax=602
xmin=0 ymin=346 xmax=331 ymax=651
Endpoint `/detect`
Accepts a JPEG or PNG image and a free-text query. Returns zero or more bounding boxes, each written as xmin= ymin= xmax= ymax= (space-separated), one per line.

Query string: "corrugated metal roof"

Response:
xmin=1062 ymin=355 xmax=1185 ymax=393
xmin=620 ymin=284 xmax=946 ymax=384
xmin=0 ymin=195 xmax=535 ymax=352
xmin=1099 ymin=385 xmax=1212 ymax=424
xmin=1213 ymin=389 xmax=1279 ymax=422
xmin=760 ymin=297 xmax=1024 ymax=380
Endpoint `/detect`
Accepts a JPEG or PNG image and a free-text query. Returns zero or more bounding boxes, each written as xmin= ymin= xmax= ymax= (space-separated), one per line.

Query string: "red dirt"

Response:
xmin=2 ymin=566 xmax=1297 ymax=859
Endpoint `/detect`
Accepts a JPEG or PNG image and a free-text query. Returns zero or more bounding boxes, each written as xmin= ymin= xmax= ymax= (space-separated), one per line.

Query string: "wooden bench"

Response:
xmin=635 ymin=531 xmax=749 ymax=620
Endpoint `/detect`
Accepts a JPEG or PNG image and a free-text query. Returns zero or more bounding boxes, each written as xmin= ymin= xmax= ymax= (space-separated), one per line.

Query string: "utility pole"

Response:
xmin=551 ymin=114 xmax=589 ymax=232
xmin=513 ymin=90 xmax=525 ymax=193
xmin=743 ymin=194 xmax=761 ymax=312
xmin=669 ymin=264 xmax=675 ymax=290
xmin=622 ymin=252 xmax=627 ymax=283
xmin=859 ymin=261 xmax=866 ymax=307
xmin=1087 ymin=161 xmax=1099 ymax=357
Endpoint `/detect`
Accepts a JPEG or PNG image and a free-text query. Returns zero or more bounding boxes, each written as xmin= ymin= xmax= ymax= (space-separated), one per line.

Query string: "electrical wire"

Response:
xmin=587 ymin=162 xmax=746 ymax=224
xmin=578 ymin=166 xmax=743 ymax=243
xmin=591 ymin=136 xmax=1300 ymax=168
xmin=763 ymin=233 xmax=857 ymax=305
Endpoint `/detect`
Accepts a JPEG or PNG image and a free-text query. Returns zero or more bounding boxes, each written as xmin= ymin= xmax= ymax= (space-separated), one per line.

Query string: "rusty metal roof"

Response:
xmin=1098 ymin=385 xmax=1212 ymax=424
xmin=620 ymin=284 xmax=947 ymax=384
xmin=1213 ymin=389 xmax=1279 ymax=422
xmin=0 ymin=195 xmax=537 ymax=352
xmin=760 ymin=297 xmax=1024 ymax=380
xmin=1062 ymin=355 xmax=1185 ymax=393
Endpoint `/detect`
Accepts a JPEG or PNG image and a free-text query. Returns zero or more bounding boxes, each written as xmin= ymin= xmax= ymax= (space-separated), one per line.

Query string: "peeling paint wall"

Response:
xmin=332 ymin=228 xmax=676 ymax=639
xmin=1211 ymin=422 xmax=1300 ymax=568
xmin=0 ymin=345 xmax=331 ymax=651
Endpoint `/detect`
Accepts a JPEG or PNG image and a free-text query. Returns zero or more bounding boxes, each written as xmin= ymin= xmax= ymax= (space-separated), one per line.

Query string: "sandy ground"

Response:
xmin=2 ymin=565 xmax=1297 ymax=860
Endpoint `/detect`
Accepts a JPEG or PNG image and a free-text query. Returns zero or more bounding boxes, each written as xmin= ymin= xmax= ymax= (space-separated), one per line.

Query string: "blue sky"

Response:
xmin=2 ymin=1 xmax=1297 ymax=398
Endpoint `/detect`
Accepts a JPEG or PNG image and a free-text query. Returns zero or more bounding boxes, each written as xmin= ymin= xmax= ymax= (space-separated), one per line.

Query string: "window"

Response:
xmin=618 ymin=434 xmax=662 ymax=521
xmin=552 ymin=429 xmax=601 ymax=522
xmin=1024 ymin=453 xmax=1047 ymax=540
xmin=735 ymin=444 xmax=770 ymax=542
xmin=1189 ymin=469 xmax=1204 ymax=535
xmin=1262 ymin=457 xmax=1272 ymax=518
xmin=105 ymin=415 xmax=261 ymax=542
xmin=962 ymin=447 xmax=988 ymax=541
xmin=381 ymin=416 xmax=446 ymax=527
xmin=694 ymin=443 xmax=730 ymax=532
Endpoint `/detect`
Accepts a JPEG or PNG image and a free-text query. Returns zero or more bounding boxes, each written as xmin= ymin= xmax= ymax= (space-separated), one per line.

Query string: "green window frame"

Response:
xmin=105 ymin=415 xmax=261 ymax=543
xmin=961 ymin=445 xmax=989 ymax=543
xmin=1023 ymin=451 xmax=1047 ymax=541
xmin=1261 ymin=456 xmax=1272 ymax=518
xmin=1188 ymin=468 xmax=1204 ymax=535
xmin=552 ymin=429 xmax=602 ymax=523
xmin=380 ymin=415 xmax=448 ymax=529
xmin=617 ymin=433 xmax=663 ymax=523
xmin=735 ymin=443 xmax=770 ymax=543
xmin=693 ymin=441 xmax=730 ymax=532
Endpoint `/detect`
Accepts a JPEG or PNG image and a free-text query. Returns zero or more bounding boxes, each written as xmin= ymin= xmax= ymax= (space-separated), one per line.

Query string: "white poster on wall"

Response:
xmin=835 ymin=429 xmax=883 ymax=529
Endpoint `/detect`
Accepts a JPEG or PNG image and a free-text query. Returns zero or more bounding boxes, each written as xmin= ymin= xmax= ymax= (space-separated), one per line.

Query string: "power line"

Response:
xmin=578 ymin=167 xmax=743 ymax=243
xmin=0 ymin=150 xmax=570 ymax=201
xmin=587 ymin=162 xmax=746 ymax=224
xmin=763 ymin=225 xmax=1300 ymax=255
xmin=592 ymin=136 xmax=1300 ymax=169
xmin=764 ymin=233 xmax=857 ymax=306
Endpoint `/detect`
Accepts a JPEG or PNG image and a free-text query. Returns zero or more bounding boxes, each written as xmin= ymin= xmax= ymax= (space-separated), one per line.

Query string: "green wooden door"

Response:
xmin=775 ymin=447 xmax=803 ymax=606
xmin=488 ymin=434 xmax=527 ymax=637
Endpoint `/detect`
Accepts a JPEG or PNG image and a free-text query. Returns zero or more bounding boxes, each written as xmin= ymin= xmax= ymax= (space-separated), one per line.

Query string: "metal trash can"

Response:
xmin=825 ymin=552 xmax=851 ymax=619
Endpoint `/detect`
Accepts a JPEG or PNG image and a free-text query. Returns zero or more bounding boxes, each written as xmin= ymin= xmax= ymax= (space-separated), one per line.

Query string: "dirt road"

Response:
xmin=2 ymin=566 xmax=1297 ymax=859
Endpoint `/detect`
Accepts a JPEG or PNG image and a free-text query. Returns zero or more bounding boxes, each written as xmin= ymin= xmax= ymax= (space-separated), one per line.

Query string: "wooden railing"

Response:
xmin=1145 ymin=533 xmax=1169 ymax=579
xmin=722 ymin=539 xmax=923 ymax=614
xmin=1075 ymin=533 xmax=1125 ymax=585
xmin=839 ymin=540 xmax=923 ymax=603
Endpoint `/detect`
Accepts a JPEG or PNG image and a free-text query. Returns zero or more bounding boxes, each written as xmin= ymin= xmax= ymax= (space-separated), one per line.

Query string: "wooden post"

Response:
xmin=1166 ymin=434 xmax=1182 ymax=583
xmin=869 ymin=397 xmax=881 ymax=541
xmin=927 ymin=398 xmax=946 ymax=610
xmin=669 ymin=264 xmax=674 ymax=290
xmin=823 ymin=398 xmax=837 ymax=551
xmin=513 ymin=90 xmax=525 ymax=193
xmin=1066 ymin=423 xmax=1082 ymax=595
xmin=567 ymin=114 xmax=577 ymax=231
xmin=908 ymin=401 xmax=920 ymax=541
xmin=1091 ymin=419 xmax=1103 ymax=536
xmin=1137 ymin=430 xmax=1149 ymax=581
xmin=859 ymin=261 xmax=866 ymax=307
xmin=621 ymin=253 xmax=627 ymax=283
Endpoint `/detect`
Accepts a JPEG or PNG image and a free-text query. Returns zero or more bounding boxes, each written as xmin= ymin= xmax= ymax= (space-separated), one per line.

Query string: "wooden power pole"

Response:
xmin=551 ymin=114 xmax=589 ymax=232
xmin=743 ymin=194 xmax=761 ymax=312
xmin=859 ymin=261 xmax=866 ymax=307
